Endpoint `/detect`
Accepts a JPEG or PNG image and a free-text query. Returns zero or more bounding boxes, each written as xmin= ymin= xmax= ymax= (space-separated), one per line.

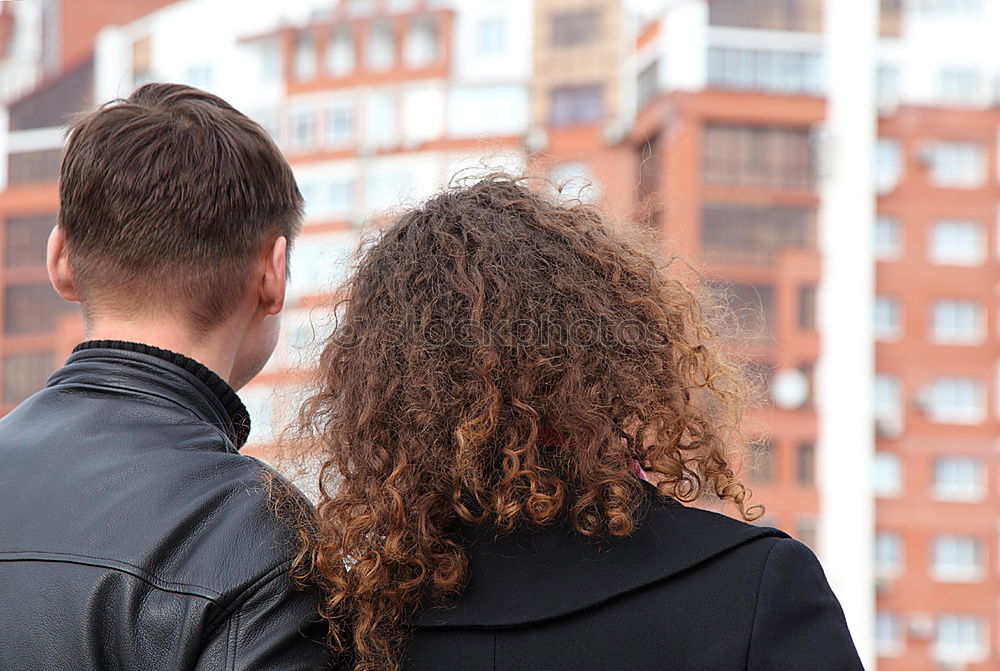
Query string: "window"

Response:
xmin=290 ymin=106 xmax=316 ymax=151
xmin=931 ymin=299 xmax=984 ymax=344
xmin=260 ymin=40 xmax=282 ymax=83
xmin=708 ymin=0 xmax=823 ymax=31
xmin=875 ymin=215 xmax=902 ymax=260
xmin=294 ymin=33 xmax=317 ymax=80
xmin=877 ymin=63 xmax=901 ymax=107
xmin=549 ymin=162 xmax=600 ymax=204
xmin=365 ymin=91 xmax=397 ymax=147
xmin=938 ymin=68 xmax=981 ymax=105
xmin=8 ymin=59 xmax=92 ymax=131
xmin=550 ymin=8 xmax=602 ymax=47
xmin=327 ymin=27 xmax=355 ymax=76
xmin=3 ymin=352 xmax=54 ymax=405
xmin=549 ymin=84 xmax=604 ymax=126
xmin=5 ymin=284 xmax=74 ymax=335
xmin=703 ymin=124 xmax=814 ymax=190
xmin=240 ymin=385 xmax=277 ymax=445
xmin=701 ymin=204 xmax=814 ymax=265
xmin=325 ymin=102 xmax=355 ymax=147
xmin=933 ymin=457 xmax=985 ymax=501
xmin=919 ymin=0 xmax=983 ymax=15
xmin=924 ymin=141 xmax=986 ymax=188
xmin=288 ymin=232 xmax=358 ymax=300
xmin=8 ymin=149 xmax=63 ymax=184
xmin=875 ymin=531 xmax=903 ymax=576
xmin=797 ymin=442 xmax=815 ymax=485
xmin=748 ymin=440 xmax=775 ymax=483
xmin=874 ymin=296 xmax=901 ymax=341
xmin=876 ymin=612 xmax=904 ymax=657
xmin=367 ymin=22 xmax=396 ymax=71
xmin=873 ymin=452 xmax=901 ymax=497
xmin=6 ymin=214 xmax=55 ymax=267
xmin=447 ymin=85 xmax=529 ymax=137
xmin=874 ymin=373 xmax=902 ymax=424
xmin=477 ymin=16 xmax=507 ymax=56
xmin=707 ymin=48 xmax=823 ymax=95
xmin=927 ymin=377 xmax=985 ymax=424
xmin=184 ymin=64 xmax=214 ymax=88
xmin=715 ymin=283 xmax=776 ymax=341
xmin=936 ymin=615 xmax=988 ymax=664
xmin=637 ymin=60 xmax=659 ymax=109
xmin=346 ymin=0 xmax=375 ymax=17
xmin=405 ymin=17 xmax=438 ymax=67
xmin=933 ymin=536 xmax=983 ymax=582
xmin=875 ymin=138 xmax=902 ymax=193
xmin=300 ymin=176 xmax=354 ymax=220
xmin=880 ymin=0 xmax=903 ymax=36
xmin=795 ymin=517 xmax=816 ymax=549
xmin=929 ymin=220 xmax=984 ymax=266
xmin=365 ymin=168 xmax=415 ymax=212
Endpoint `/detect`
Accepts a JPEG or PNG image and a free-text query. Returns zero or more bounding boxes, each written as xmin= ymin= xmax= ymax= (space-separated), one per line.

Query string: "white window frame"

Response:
xmin=928 ymin=219 xmax=985 ymax=266
xmin=931 ymin=299 xmax=985 ymax=345
xmin=932 ymin=456 xmax=986 ymax=502
xmin=932 ymin=536 xmax=984 ymax=583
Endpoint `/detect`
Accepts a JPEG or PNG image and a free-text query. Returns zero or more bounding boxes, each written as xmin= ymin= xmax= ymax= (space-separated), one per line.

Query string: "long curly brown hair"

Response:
xmin=292 ymin=175 xmax=759 ymax=670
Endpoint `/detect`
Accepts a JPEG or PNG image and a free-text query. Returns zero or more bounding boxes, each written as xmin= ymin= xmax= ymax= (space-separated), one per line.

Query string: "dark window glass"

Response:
xmin=798 ymin=285 xmax=817 ymax=329
xmin=701 ymin=204 xmax=815 ymax=265
xmin=7 ymin=149 xmax=63 ymax=184
xmin=880 ymin=0 xmax=903 ymax=37
xmin=4 ymin=283 xmax=75 ymax=335
xmin=3 ymin=351 xmax=54 ymax=405
xmin=703 ymin=123 xmax=814 ymax=190
xmin=713 ymin=282 xmax=776 ymax=341
xmin=550 ymin=84 xmax=604 ymax=126
xmin=709 ymin=0 xmax=823 ymax=32
xmin=6 ymin=214 xmax=55 ymax=267
xmin=637 ymin=60 xmax=659 ymax=108
xmin=797 ymin=442 xmax=816 ymax=484
xmin=707 ymin=48 xmax=823 ymax=95
xmin=9 ymin=58 xmax=93 ymax=131
xmin=749 ymin=439 xmax=775 ymax=483
xmin=550 ymin=8 xmax=602 ymax=47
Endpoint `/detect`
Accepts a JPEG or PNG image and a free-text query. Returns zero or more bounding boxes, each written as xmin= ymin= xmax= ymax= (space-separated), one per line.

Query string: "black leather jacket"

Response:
xmin=0 ymin=341 xmax=328 ymax=670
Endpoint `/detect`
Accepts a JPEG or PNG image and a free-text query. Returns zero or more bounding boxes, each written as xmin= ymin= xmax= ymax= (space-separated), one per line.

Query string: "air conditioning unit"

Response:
xmin=603 ymin=119 xmax=629 ymax=145
xmin=907 ymin=613 xmax=935 ymax=640
xmin=877 ymin=97 xmax=900 ymax=118
xmin=874 ymin=576 xmax=893 ymax=596
xmin=524 ymin=126 xmax=548 ymax=154
xmin=874 ymin=416 xmax=903 ymax=439
xmin=913 ymin=388 xmax=934 ymax=414
xmin=917 ymin=144 xmax=937 ymax=166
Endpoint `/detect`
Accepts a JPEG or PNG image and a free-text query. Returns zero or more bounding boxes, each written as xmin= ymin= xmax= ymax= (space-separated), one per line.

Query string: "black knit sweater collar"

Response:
xmin=72 ymin=340 xmax=252 ymax=449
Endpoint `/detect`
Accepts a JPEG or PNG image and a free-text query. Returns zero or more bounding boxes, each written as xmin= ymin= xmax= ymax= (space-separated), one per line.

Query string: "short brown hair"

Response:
xmin=59 ymin=82 xmax=303 ymax=330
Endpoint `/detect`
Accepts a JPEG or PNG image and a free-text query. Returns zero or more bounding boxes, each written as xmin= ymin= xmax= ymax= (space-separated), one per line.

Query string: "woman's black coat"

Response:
xmin=405 ymin=487 xmax=865 ymax=671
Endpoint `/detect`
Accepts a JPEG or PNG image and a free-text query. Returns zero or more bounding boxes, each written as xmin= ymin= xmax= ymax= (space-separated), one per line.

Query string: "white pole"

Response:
xmin=816 ymin=0 xmax=878 ymax=668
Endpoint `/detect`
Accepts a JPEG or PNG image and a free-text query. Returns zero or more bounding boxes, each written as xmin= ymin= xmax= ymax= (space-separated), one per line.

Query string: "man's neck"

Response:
xmin=86 ymin=318 xmax=239 ymax=385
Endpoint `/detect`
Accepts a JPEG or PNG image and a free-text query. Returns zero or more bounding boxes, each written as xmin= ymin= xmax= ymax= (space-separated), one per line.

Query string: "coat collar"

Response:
xmin=47 ymin=340 xmax=251 ymax=450
xmin=412 ymin=485 xmax=787 ymax=629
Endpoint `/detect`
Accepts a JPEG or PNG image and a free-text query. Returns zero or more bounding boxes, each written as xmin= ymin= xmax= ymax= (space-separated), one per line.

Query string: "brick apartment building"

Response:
xmin=3 ymin=1 xmax=1000 ymax=668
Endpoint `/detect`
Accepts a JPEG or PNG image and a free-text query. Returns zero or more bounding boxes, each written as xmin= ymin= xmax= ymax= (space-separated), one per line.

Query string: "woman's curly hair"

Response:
xmin=292 ymin=175 xmax=760 ymax=670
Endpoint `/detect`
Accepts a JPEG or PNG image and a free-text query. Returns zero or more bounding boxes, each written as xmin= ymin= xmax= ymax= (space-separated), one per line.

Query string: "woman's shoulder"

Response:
xmin=413 ymin=493 xmax=790 ymax=630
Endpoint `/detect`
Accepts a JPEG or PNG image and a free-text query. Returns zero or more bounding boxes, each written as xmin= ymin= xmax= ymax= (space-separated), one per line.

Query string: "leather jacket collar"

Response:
xmin=47 ymin=340 xmax=252 ymax=450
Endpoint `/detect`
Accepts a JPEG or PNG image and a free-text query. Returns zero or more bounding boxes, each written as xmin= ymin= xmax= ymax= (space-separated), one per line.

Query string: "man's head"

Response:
xmin=49 ymin=83 xmax=303 ymax=386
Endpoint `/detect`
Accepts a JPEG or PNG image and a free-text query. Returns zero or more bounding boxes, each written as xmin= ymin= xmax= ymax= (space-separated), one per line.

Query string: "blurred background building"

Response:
xmin=2 ymin=0 xmax=1000 ymax=668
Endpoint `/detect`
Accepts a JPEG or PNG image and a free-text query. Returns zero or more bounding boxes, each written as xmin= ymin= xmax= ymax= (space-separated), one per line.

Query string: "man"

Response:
xmin=0 ymin=84 xmax=328 ymax=670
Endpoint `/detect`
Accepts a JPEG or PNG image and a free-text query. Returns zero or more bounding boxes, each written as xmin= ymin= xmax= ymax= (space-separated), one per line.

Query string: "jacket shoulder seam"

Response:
xmin=203 ymin=559 xmax=296 ymax=634
xmin=744 ymin=536 xmax=784 ymax=670
xmin=0 ymin=550 xmax=221 ymax=601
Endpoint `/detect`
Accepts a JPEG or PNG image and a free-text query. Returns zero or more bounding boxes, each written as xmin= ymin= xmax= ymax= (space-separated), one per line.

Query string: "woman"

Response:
xmin=294 ymin=176 xmax=863 ymax=671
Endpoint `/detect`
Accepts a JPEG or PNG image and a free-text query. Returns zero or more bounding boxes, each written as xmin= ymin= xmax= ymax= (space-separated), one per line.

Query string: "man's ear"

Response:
xmin=47 ymin=226 xmax=79 ymax=302
xmin=259 ymin=236 xmax=287 ymax=317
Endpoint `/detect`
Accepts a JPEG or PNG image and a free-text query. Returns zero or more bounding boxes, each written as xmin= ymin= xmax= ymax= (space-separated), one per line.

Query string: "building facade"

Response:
xmin=2 ymin=1 xmax=1000 ymax=668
